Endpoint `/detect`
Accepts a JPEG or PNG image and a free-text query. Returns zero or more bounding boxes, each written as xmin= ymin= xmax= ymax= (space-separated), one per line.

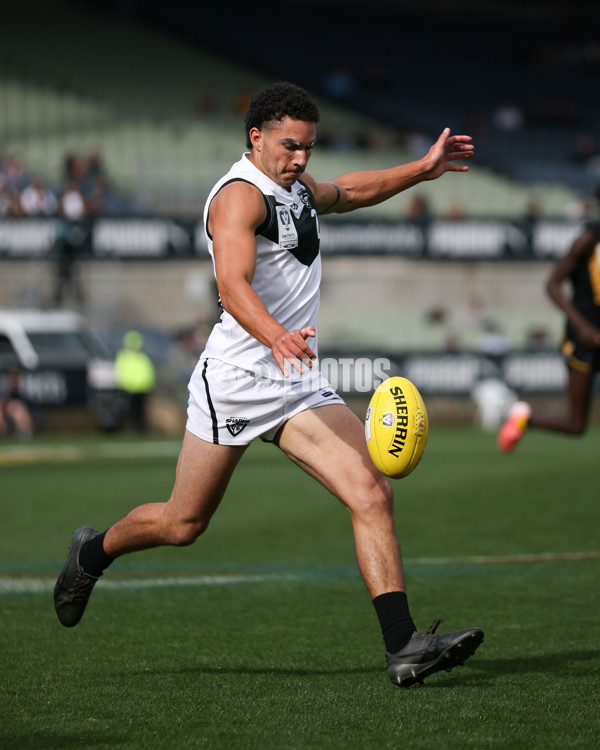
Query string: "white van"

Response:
xmin=0 ymin=309 xmax=127 ymax=429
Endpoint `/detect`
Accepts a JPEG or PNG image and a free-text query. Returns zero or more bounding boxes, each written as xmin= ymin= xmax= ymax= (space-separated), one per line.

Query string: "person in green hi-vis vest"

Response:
xmin=114 ymin=330 xmax=155 ymax=433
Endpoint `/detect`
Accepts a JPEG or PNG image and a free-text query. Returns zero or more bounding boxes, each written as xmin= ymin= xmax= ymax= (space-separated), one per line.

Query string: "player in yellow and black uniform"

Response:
xmin=499 ymin=195 xmax=600 ymax=451
xmin=562 ymin=218 xmax=600 ymax=371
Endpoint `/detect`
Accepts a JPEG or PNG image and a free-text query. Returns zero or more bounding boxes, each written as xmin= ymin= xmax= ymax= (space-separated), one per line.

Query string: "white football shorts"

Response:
xmin=186 ymin=356 xmax=345 ymax=445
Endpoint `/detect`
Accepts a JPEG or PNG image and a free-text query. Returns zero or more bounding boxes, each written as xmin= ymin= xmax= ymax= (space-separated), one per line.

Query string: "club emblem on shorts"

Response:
xmin=226 ymin=417 xmax=249 ymax=437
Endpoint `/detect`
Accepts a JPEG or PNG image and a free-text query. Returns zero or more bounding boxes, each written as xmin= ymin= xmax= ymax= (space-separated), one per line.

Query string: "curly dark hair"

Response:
xmin=244 ymin=82 xmax=320 ymax=149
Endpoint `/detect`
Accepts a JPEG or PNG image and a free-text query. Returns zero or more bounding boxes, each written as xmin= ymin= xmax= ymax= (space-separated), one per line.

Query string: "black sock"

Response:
xmin=79 ymin=531 xmax=113 ymax=577
xmin=372 ymin=591 xmax=417 ymax=653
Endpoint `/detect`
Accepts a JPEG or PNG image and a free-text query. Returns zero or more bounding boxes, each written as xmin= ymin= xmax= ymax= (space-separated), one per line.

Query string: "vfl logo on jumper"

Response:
xmin=276 ymin=205 xmax=298 ymax=249
xmin=226 ymin=417 xmax=249 ymax=437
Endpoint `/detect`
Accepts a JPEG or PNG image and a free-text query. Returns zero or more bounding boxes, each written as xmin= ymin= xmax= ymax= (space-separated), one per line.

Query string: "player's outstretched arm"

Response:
xmin=306 ymin=128 xmax=474 ymax=215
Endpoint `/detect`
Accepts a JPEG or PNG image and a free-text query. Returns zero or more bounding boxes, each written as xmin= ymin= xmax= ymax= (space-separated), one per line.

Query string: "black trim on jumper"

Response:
xmin=205 ymin=178 xmax=271 ymax=240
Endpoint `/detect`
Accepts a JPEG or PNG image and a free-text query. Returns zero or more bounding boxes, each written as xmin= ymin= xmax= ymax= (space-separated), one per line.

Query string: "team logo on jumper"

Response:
xmin=291 ymin=190 xmax=311 ymax=219
xmin=226 ymin=417 xmax=249 ymax=437
xmin=276 ymin=205 xmax=298 ymax=249
xmin=298 ymin=189 xmax=311 ymax=207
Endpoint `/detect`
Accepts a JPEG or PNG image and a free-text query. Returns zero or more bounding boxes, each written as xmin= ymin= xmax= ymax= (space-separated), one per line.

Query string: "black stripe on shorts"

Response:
xmin=201 ymin=359 xmax=219 ymax=444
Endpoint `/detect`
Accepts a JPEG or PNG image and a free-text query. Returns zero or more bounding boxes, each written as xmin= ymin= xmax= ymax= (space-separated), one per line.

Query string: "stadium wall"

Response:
xmin=1 ymin=255 xmax=561 ymax=352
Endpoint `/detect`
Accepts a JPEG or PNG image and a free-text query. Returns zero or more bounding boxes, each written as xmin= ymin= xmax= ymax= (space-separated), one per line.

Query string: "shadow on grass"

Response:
xmin=128 ymin=664 xmax=384 ymax=678
xmin=125 ymin=647 xmax=600 ymax=683
xmin=125 ymin=663 xmax=495 ymax=691
xmin=473 ymin=649 xmax=600 ymax=676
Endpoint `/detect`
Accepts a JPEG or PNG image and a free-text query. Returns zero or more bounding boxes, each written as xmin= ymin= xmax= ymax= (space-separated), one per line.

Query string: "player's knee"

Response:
xmin=352 ymin=473 xmax=394 ymax=518
xmin=164 ymin=518 xmax=208 ymax=547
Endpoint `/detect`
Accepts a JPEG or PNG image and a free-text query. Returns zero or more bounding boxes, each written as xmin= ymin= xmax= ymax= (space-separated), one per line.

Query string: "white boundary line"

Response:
xmin=409 ymin=551 xmax=600 ymax=565
xmin=0 ymin=572 xmax=302 ymax=595
xmin=1 ymin=552 xmax=598 ymax=595
xmin=0 ymin=440 xmax=180 ymax=466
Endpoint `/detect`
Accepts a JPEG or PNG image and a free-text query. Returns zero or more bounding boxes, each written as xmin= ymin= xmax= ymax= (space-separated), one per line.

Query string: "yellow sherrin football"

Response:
xmin=365 ymin=376 xmax=428 ymax=479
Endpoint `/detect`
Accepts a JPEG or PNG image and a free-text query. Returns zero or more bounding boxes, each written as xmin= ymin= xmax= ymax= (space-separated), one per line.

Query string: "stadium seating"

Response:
xmin=1 ymin=0 xmax=589 ymax=218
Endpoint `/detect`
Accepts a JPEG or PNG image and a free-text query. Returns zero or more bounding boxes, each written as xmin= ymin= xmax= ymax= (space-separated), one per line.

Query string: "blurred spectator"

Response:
xmin=0 ymin=182 xmax=18 ymax=216
xmin=517 ymin=198 xmax=542 ymax=245
xmin=444 ymin=201 xmax=467 ymax=220
xmin=0 ymin=148 xmax=130 ymax=218
xmin=232 ymin=89 xmax=252 ymax=115
xmin=52 ymin=219 xmax=87 ymax=307
xmin=60 ymin=180 xmax=86 ymax=220
xmin=526 ymin=327 xmax=551 ymax=351
xmin=492 ymin=101 xmax=524 ymax=132
xmin=85 ymin=177 xmax=109 ymax=217
xmin=63 ymin=153 xmax=89 ymax=185
xmin=522 ymin=198 xmax=542 ymax=222
xmin=471 ymin=377 xmax=517 ymax=432
xmin=365 ymin=126 xmax=396 ymax=152
xmin=404 ymin=130 xmax=432 ymax=155
xmin=172 ymin=326 xmax=207 ymax=408
xmin=87 ymin=149 xmax=107 ymax=181
xmin=0 ymin=370 xmax=34 ymax=438
xmin=405 ymin=194 xmax=431 ymax=221
xmin=115 ymin=331 xmax=156 ymax=433
xmin=478 ymin=320 xmax=511 ymax=364
xmin=424 ymin=304 xmax=462 ymax=351
xmin=1 ymin=154 xmax=25 ymax=189
xmin=195 ymin=89 xmax=217 ymax=117
xmin=19 ymin=178 xmax=58 ymax=216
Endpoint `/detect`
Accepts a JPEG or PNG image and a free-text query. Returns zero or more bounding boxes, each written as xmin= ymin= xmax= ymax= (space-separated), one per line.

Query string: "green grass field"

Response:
xmin=1 ymin=426 xmax=599 ymax=749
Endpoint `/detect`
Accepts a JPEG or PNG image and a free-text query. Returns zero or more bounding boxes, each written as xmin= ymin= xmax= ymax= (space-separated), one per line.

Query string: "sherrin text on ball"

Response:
xmin=365 ymin=376 xmax=428 ymax=479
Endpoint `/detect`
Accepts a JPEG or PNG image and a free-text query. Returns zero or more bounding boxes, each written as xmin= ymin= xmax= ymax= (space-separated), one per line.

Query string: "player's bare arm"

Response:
xmin=546 ymin=228 xmax=600 ymax=349
xmin=210 ymin=181 xmax=316 ymax=376
xmin=305 ymin=128 xmax=474 ymax=215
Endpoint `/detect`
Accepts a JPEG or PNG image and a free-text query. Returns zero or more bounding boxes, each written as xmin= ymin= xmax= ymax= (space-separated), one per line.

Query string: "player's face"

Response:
xmin=250 ymin=117 xmax=316 ymax=189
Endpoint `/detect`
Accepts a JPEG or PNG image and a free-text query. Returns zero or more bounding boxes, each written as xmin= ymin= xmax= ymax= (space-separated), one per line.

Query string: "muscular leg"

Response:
xmin=274 ymin=404 xmax=405 ymax=597
xmin=529 ymin=367 xmax=594 ymax=435
xmin=103 ymin=430 xmax=247 ymax=558
xmin=55 ymin=430 xmax=247 ymax=627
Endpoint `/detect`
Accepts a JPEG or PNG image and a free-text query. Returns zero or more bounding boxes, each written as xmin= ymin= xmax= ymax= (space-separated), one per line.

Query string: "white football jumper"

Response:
xmin=186 ymin=153 xmax=342 ymax=445
xmin=203 ymin=153 xmax=322 ymax=380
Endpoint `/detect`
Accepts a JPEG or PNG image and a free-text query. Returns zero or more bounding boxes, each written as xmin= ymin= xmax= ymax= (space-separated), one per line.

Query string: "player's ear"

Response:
xmin=249 ymin=127 xmax=262 ymax=151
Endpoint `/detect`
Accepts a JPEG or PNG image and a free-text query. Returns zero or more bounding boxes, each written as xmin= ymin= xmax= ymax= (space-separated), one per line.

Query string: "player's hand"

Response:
xmin=271 ymin=326 xmax=316 ymax=377
xmin=425 ymin=128 xmax=474 ymax=180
